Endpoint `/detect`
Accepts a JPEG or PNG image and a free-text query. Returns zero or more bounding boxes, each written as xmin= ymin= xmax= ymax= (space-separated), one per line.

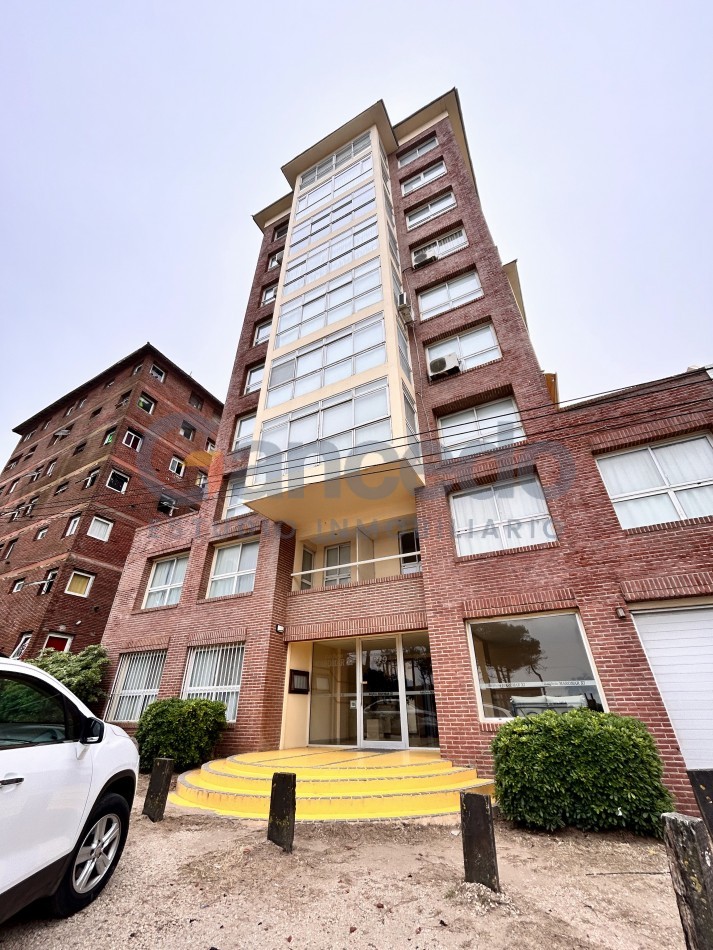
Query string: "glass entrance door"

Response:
xmin=360 ymin=637 xmax=404 ymax=748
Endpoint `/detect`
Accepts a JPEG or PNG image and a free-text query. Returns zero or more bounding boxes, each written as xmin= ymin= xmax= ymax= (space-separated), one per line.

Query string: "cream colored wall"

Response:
xmin=280 ymin=641 xmax=313 ymax=749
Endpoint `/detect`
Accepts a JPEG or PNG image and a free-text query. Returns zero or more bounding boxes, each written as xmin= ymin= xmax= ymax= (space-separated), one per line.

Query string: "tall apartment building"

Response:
xmin=0 ymin=344 xmax=222 ymax=659
xmin=101 ymin=91 xmax=713 ymax=809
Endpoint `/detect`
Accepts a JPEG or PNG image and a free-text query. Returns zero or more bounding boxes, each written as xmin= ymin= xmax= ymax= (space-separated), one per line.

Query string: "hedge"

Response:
xmin=135 ymin=698 xmax=227 ymax=772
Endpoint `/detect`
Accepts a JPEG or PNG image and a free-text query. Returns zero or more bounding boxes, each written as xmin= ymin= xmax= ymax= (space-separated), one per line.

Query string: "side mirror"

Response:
xmin=80 ymin=717 xmax=105 ymax=745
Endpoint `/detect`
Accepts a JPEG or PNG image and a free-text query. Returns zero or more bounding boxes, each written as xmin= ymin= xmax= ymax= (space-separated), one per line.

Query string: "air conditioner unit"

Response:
xmin=413 ymin=248 xmax=438 ymax=268
xmin=429 ymin=352 xmax=461 ymax=378
xmin=397 ymin=292 xmax=413 ymax=322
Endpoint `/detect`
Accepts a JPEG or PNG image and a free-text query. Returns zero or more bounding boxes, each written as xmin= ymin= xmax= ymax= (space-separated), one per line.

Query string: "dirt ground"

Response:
xmin=1 ymin=780 xmax=684 ymax=950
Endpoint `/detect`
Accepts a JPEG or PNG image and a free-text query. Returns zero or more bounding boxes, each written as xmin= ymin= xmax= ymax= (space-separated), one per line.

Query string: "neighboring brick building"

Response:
xmin=100 ymin=91 xmax=713 ymax=810
xmin=0 ymin=344 xmax=222 ymax=659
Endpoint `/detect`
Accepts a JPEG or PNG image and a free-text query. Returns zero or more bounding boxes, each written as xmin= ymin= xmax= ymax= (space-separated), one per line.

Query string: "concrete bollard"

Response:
xmin=662 ymin=812 xmax=713 ymax=949
xmin=267 ymin=771 xmax=296 ymax=853
xmin=142 ymin=757 xmax=174 ymax=822
xmin=460 ymin=791 xmax=500 ymax=892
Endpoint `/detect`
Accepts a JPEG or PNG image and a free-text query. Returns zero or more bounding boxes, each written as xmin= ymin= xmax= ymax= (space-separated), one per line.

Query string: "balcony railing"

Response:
xmin=291 ymin=551 xmax=422 ymax=592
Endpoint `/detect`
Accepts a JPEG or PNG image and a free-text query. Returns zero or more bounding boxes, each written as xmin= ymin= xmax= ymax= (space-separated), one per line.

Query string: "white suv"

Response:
xmin=0 ymin=658 xmax=139 ymax=924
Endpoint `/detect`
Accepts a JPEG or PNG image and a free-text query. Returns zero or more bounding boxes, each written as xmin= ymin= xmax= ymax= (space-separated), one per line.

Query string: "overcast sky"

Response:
xmin=1 ymin=1 xmax=711 ymax=465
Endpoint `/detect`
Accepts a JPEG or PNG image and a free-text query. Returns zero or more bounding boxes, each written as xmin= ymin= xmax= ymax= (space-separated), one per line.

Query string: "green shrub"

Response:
xmin=491 ymin=709 xmax=673 ymax=836
xmin=135 ymin=698 xmax=227 ymax=772
xmin=29 ymin=644 xmax=110 ymax=708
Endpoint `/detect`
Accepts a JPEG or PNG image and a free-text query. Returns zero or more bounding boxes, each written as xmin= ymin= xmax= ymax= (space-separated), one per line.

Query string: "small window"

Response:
xmin=4 ymin=540 xmax=17 ymax=560
xmin=438 ymin=397 xmax=525 ymax=459
xmin=22 ymin=430 xmax=35 ymax=442
xmin=398 ymin=135 xmax=438 ymax=168
xmin=55 ymin=482 xmax=69 ymax=495
xmin=412 ymin=228 xmax=468 ymax=266
xmin=232 ymin=414 xmax=256 ymax=451
xmin=224 ymin=473 xmax=250 ymax=519
xmin=426 ymin=322 xmax=501 ymax=373
xmin=90 ymin=407 xmax=102 ymax=418
xmin=207 ymin=540 xmax=259 ymax=598
xmin=65 ymin=571 xmax=95 ymax=598
xmin=103 ymin=427 xmax=117 ymax=445
xmin=267 ymin=250 xmax=284 ymax=271
xmin=116 ymin=391 xmax=131 ymax=408
xmin=28 ymin=468 xmax=42 ymax=483
xmin=245 ymin=364 xmax=264 ymax=395
xmin=300 ymin=546 xmax=315 ymax=590
xmin=42 ymin=419 xmax=51 ymax=430
xmin=406 ymin=190 xmax=456 ymax=230
xmin=6 ymin=457 xmax=20 ymax=470
xmin=107 ymin=470 xmax=130 ymax=493
xmin=254 ymin=319 xmax=272 ymax=345
xmin=195 ymin=471 xmax=208 ymax=489
xmin=132 ymin=363 xmax=143 ymax=375
xmin=65 ymin=515 xmax=81 ymax=536
xmin=206 ymin=439 xmax=217 ymax=453
xmin=143 ymin=555 xmax=189 ymax=608
xmin=51 ymin=426 xmax=72 ymax=445
xmin=157 ymin=495 xmax=177 ymax=516
xmin=46 ymin=460 xmax=57 ymax=476
xmin=44 ymin=633 xmax=72 ymax=652
xmin=64 ymin=404 xmax=75 ymax=417
xmin=77 ymin=398 xmax=86 ymax=409
xmin=35 ymin=526 xmax=48 ymax=540
xmin=8 ymin=479 xmax=19 ymax=494
xmin=182 ymin=644 xmax=244 ymax=721
xmin=123 ymin=428 xmax=143 ymax=451
xmin=72 ymin=441 xmax=87 ymax=455
xmin=83 ymin=468 xmax=100 ymax=489
xmin=38 ymin=569 xmax=58 ymax=595
xmin=105 ymin=650 xmax=167 ymax=721
xmin=138 ymin=393 xmax=156 ymax=414
xmin=418 ymin=271 xmax=483 ymax=321
xmin=10 ymin=633 xmax=32 ymax=659
xmin=11 ymin=579 xmax=25 ymax=593
xmin=401 ymin=160 xmax=446 ymax=196
xmin=261 ymin=284 xmax=278 ymax=306
xmin=273 ymin=221 xmax=289 ymax=242
xmin=188 ymin=392 xmax=203 ymax=410
xmin=149 ymin=364 xmax=166 ymax=382
xmin=169 ymin=457 xmax=185 ymax=477
xmin=104 ymin=378 xmax=116 ymax=389
xmin=180 ymin=422 xmax=196 ymax=441
xmin=24 ymin=446 xmax=36 ymax=458
xmin=24 ymin=497 xmax=38 ymax=517
xmin=87 ymin=516 xmax=113 ymax=541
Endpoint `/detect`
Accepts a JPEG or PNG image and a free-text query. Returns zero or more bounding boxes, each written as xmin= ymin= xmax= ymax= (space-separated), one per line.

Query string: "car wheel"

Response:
xmin=49 ymin=793 xmax=130 ymax=917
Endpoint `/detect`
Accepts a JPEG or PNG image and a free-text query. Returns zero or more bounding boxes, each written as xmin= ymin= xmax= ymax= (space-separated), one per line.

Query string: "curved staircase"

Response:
xmin=169 ymin=747 xmax=494 ymax=821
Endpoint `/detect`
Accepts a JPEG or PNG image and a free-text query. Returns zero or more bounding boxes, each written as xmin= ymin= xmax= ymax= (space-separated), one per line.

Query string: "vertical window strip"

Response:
xmin=283 ymin=215 xmax=379 ymax=294
xmin=289 ymin=184 xmax=376 ymax=255
xmin=106 ymin=650 xmax=167 ymax=722
xmin=299 ymin=131 xmax=371 ymax=191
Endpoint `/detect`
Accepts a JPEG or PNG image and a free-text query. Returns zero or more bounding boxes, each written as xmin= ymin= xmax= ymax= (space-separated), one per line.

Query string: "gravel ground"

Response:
xmin=1 ymin=781 xmax=684 ymax=950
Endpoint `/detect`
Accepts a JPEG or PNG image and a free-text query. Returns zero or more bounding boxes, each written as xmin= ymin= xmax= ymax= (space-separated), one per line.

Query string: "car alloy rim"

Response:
xmin=72 ymin=813 xmax=122 ymax=894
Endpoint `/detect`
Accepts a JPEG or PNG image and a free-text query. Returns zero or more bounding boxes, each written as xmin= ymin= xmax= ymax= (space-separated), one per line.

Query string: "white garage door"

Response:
xmin=632 ymin=607 xmax=713 ymax=769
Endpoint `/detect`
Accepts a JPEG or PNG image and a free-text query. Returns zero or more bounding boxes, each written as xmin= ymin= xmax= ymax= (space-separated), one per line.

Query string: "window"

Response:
xmin=78 ymin=397 xmax=86 ymax=409
xmin=10 ymin=633 xmax=32 ymax=659
xmin=46 ymin=459 xmax=57 ymax=476
xmin=233 ymin=414 xmax=256 ymax=451
xmin=267 ymin=250 xmax=283 ymax=271
xmin=6 ymin=457 xmax=21 ymax=470
xmin=254 ymin=319 xmax=272 ymax=345
xmin=149 ymin=364 xmax=166 ymax=382
xmin=401 ymin=160 xmax=446 ymax=196
xmin=299 ymin=132 xmax=371 ymax=191
xmin=398 ymin=323 xmax=412 ymax=381
xmin=596 ymin=435 xmax=713 ymax=529
xmin=206 ymin=438 xmax=217 ymax=453
xmin=296 ymin=154 xmax=374 ymax=221
xmin=195 ymin=471 xmax=208 ymax=489
xmin=50 ymin=425 xmax=73 ymax=445
xmin=65 ymin=571 xmax=94 ymax=597
xmin=179 ymin=421 xmax=196 ymax=441
xmin=132 ymin=362 xmax=143 ymax=375
xmin=399 ymin=530 xmax=421 ymax=574
xmin=418 ymin=271 xmax=483 ymax=321
xmin=157 ymin=495 xmax=177 ymax=516
xmin=65 ymin=515 xmax=81 ymax=536
xmin=4 ymin=539 xmax=16 ymax=560
xmin=87 ymin=516 xmax=113 ymax=541
xmin=290 ymin=183 xmax=376 ymax=253
xmin=256 ymin=378 xmax=391 ymax=481
xmin=438 ymin=397 xmax=525 ymax=459
xmin=182 ymin=644 xmax=245 ymax=721
xmin=104 ymin=378 xmax=116 ymax=388
xmin=116 ymin=391 xmax=131 ymax=408
xmin=34 ymin=526 xmax=48 ymax=540
xmin=55 ymin=482 xmax=69 ymax=495
xmin=42 ymin=419 xmax=51 ymax=429
xmin=22 ymin=430 xmax=35 ymax=443
xmin=276 ymin=257 xmax=382 ymax=348
xmin=188 ymin=392 xmax=203 ymax=410
xmin=72 ymin=441 xmax=87 ymax=455
xmin=8 ymin=478 xmax=19 ymax=494
xmin=123 ymin=428 xmax=143 ymax=451
xmin=11 ymin=579 xmax=25 ymax=593
xmin=426 ymin=322 xmax=501 ymax=373
xmin=83 ymin=468 xmax=100 ymax=489
xmin=137 ymin=393 xmax=156 ymax=414
xmin=44 ymin=633 xmax=72 ymax=652
xmin=261 ymin=284 xmax=278 ymax=306
xmin=106 ymin=650 xmax=167 ymax=721
xmin=65 ymin=403 xmax=77 ymax=416
xmin=28 ymin=467 xmax=42 ymax=483
xmin=398 ymin=135 xmax=438 ymax=168
xmin=282 ymin=216 xmax=379 ymax=295
xmin=404 ymin=390 xmax=417 ymax=439
xmin=38 ymin=569 xmax=58 ymax=595
xmin=90 ymin=407 xmax=102 ymax=418
xmin=471 ymin=613 xmax=603 ymax=719
xmin=24 ymin=445 xmax=36 ymax=458
xmin=107 ymin=469 xmax=130 ymax=493
xmin=266 ymin=314 xmax=386 ymax=408
xmin=413 ymin=228 xmax=468 ymax=266
xmin=224 ymin=473 xmax=250 ymax=519
xmin=300 ymin=546 xmax=315 ymax=590
xmin=8 ymin=506 xmax=21 ymax=522
xmin=24 ymin=497 xmax=38 ymax=517
xmin=169 ymin=456 xmax=185 ymax=477
xmin=143 ymin=555 xmax=189 ymax=608
xmin=273 ymin=221 xmax=289 ymax=242
xmin=103 ymin=427 xmax=117 ymax=445
xmin=207 ymin=540 xmax=259 ymax=598
xmin=450 ymin=476 xmax=556 ymax=556
xmin=0 ymin=674 xmax=68 ymax=743
xmin=324 ymin=542 xmax=352 ymax=587
xmin=244 ymin=364 xmax=265 ymax=395
xmin=406 ymin=190 xmax=456 ymax=230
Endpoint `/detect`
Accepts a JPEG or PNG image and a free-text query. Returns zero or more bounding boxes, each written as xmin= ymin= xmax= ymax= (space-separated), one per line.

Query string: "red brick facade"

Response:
xmin=100 ymin=98 xmax=712 ymax=811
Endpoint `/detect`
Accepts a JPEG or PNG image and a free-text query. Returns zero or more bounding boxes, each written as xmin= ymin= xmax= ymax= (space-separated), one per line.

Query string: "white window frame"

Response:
xmin=65 ymin=515 xmax=81 ymax=536
xmin=289 ymin=183 xmax=376 ymax=254
xmin=180 ymin=421 xmax=196 ymax=441
xmin=244 ymin=364 xmax=265 ymax=395
xmin=206 ymin=539 xmax=259 ymax=599
xmin=181 ymin=643 xmax=245 ymax=722
xmin=8 ymin=479 xmax=19 ymax=494
xmin=406 ymin=190 xmax=456 ymax=230
xmin=142 ymin=554 xmax=189 ymax=608
xmin=273 ymin=221 xmax=289 ymax=242
xmin=188 ymin=392 xmax=203 ymax=410
xmin=10 ymin=633 xmax=32 ymax=659
xmin=401 ymin=160 xmax=446 ymax=196
xmin=450 ymin=476 xmax=556 ymax=556
xmin=595 ymin=434 xmax=713 ymax=529
xmin=106 ymin=650 xmax=167 ymax=722
xmin=398 ymin=135 xmax=438 ymax=168
xmin=157 ymin=495 xmax=177 ymax=516
xmin=438 ymin=398 xmax=525 ymax=459
xmin=43 ymin=633 xmax=72 ymax=653
xmin=412 ymin=228 xmax=468 ymax=266
xmin=123 ymin=429 xmax=143 ymax=451
xmin=299 ymin=131 xmax=371 ymax=191
xmin=418 ymin=271 xmax=483 ymax=321
xmin=87 ymin=516 xmax=113 ymax=541
xmin=64 ymin=570 xmax=95 ymax=598
xmin=46 ymin=460 xmax=57 ymax=476
xmin=137 ymin=393 xmax=156 ymax=414
xmin=195 ymin=471 xmax=208 ymax=489
xmin=254 ymin=319 xmax=272 ymax=345
xmin=261 ymin=284 xmax=278 ymax=306
xmin=426 ymin=322 xmax=501 ymax=373
xmin=206 ymin=439 xmax=217 ymax=453
xmin=83 ymin=468 xmax=100 ymax=489
xmin=149 ymin=364 xmax=166 ymax=382
xmin=282 ymin=215 xmax=379 ymax=295
xmin=132 ymin=362 xmax=143 ymax=375
xmin=233 ymin=414 xmax=256 ymax=451
xmin=35 ymin=526 xmax=48 ymax=540
xmin=223 ymin=473 xmax=250 ymax=519
xmin=296 ymin=154 xmax=374 ymax=221
xmin=267 ymin=250 xmax=283 ymax=271
xmin=103 ymin=427 xmax=116 ymax=445
xmin=169 ymin=456 xmax=185 ymax=477
xmin=11 ymin=579 xmax=25 ymax=593
xmin=39 ymin=569 xmax=58 ymax=595
xmin=107 ymin=469 xmax=130 ymax=494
